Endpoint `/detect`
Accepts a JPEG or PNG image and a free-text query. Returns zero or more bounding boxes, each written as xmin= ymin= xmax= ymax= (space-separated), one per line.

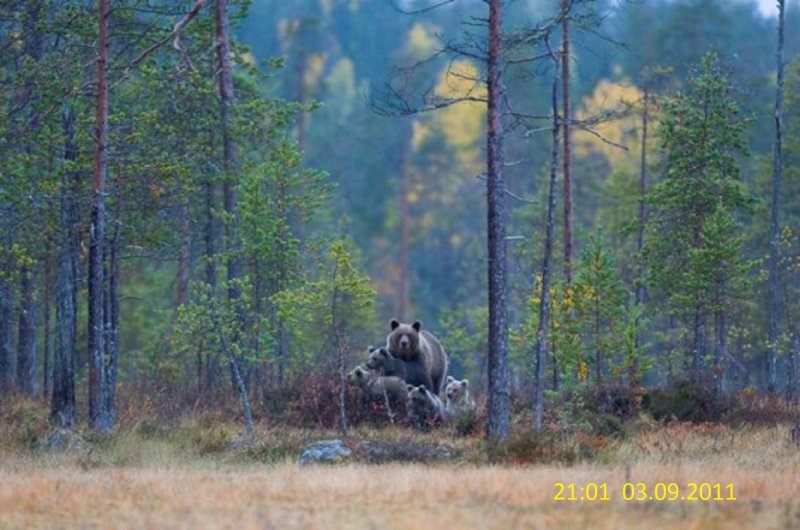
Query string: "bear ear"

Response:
xmin=390 ymin=319 xmax=400 ymax=330
xmin=447 ymin=376 xmax=455 ymax=383
xmin=406 ymin=384 xmax=415 ymax=392
xmin=412 ymin=321 xmax=422 ymax=332
xmin=368 ymin=345 xmax=377 ymax=353
xmin=380 ymin=348 xmax=390 ymax=357
xmin=461 ymin=380 xmax=468 ymax=388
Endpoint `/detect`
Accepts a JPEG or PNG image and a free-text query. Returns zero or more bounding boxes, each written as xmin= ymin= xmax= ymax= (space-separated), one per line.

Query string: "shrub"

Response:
xmin=643 ymin=380 xmax=729 ymax=422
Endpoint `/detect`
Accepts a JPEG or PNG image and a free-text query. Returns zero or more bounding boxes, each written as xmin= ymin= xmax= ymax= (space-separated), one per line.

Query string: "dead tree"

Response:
xmin=767 ymin=0 xmax=785 ymax=393
xmin=560 ymin=0 xmax=573 ymax=284
xmin=534 ymin=41 xmax=561 ymax=432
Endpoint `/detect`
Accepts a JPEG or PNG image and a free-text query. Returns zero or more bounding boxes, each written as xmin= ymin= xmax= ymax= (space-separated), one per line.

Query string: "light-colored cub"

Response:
xmin=444 ymin=376 xmax=476 ymax=419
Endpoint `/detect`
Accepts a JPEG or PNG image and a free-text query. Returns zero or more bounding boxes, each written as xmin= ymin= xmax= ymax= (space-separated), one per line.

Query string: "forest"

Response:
xmin=1 ymin=0 xmax=799 ymax=527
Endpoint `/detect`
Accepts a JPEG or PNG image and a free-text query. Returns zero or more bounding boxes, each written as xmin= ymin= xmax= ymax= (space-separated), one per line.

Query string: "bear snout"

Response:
xmin=399 ymin=335 xmax=410 ymax=348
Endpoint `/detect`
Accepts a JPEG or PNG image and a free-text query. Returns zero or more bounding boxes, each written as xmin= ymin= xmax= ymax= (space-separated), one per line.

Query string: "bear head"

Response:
xmin=445 ymin=376 xmax=469 ymax=402
xmin=406 ymin=384 xmax=431 ymax=404
xmin=387 ymin=319 xmax=422 ymax=357
xmin=347 ymin=365 xmax=370 ymax=386
xmin=366 ymin=346 xmax=392 ymax=372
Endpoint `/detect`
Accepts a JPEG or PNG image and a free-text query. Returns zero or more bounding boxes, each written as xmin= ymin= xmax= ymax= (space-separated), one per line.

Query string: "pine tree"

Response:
xmin=644 ymin=52 xmax=752 ymax=386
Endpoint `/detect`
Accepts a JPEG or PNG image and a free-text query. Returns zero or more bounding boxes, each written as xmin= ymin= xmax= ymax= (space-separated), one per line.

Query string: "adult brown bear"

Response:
xmin=385 ymin=319 xmax=448 ymax=395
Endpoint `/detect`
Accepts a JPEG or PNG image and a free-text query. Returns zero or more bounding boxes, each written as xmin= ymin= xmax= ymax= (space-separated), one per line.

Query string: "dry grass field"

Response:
xmin=0 ymin=423 xmax=798 ymax=529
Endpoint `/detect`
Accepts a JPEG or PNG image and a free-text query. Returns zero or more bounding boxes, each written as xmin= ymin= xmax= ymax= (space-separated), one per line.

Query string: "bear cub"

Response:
xmin=348 ymin=365 xmax=409 ymax=416
xmin=444 ymin=376 xmax=476 ymax=419
xmin=406 ymin=384 xmax=446 ymax=430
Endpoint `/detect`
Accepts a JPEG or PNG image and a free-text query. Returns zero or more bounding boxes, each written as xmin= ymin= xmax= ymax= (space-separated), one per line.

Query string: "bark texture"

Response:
xmin=485 ymin=0 xmax=510 ymax=440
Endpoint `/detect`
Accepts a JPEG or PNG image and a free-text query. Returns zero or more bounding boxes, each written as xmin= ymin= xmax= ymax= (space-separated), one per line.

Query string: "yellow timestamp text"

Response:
xmin=553 ymin=482 xmax=736 ymax=502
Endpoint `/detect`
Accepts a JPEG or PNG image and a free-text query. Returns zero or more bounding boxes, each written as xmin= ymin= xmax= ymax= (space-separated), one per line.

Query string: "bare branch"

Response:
xmin=477 ymin=174 xmax=538 ymax=204
xmin=389 ymin=0 xmax=457 ymax=15
xmin=119 ymin=0 xmax=206 ymax=82
xmin=572 ymin=121 xmax=629 ymax=151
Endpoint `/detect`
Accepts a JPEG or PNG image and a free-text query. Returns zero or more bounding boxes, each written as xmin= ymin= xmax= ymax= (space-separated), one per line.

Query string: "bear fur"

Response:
xmin=347 ymin=365 xmax=408 ymax=418
xmin=444 ymin=376 xmax=476 ymax=419
xmin=385 ymin=319 xmax=448 ymax=395
xmin=365 ymin=345 xmax=432 ymax=393
xmin=406 ymin=384 xmax=446 ymax=430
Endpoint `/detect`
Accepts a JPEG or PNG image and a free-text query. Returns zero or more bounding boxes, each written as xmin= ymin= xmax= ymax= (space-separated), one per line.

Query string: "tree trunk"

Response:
xmin=214 ymin=314 xmax=254 ymax=435
xmin=485 ymin=0 xmax=509 ymax=440
xmin=561 ymin=0 xmax=573 ymax=284
xmin=635 ymin=85 xmax=649 ymax=362
xmin=14 ymin=0 xmax=43 ymax=399
xmin=713 ymin=296 xmax=726 ymax=398
xmin=204 ymin=176 xmax=217 ymax=290
xmin=43 ymin=252 xmax=51 ymax=398
xmin=534 ymin=63 xmax=560 ymax=432
xmin=766 ymin=0 xmax=785 ymax=393
xmin=16 ymin=264 xmax=38 ymax=396
xmin=691 ymin=299 xmax=704 ymax=386
xmin=103 ymin=177 xmax=122 ymax=426
xmin=176 ymin=202 xmax=191 ymax=311
xmin=50 ymin=102 xmax=78 ymax=428
xmin=595 ymin=297 xmax=603 ymax=386
xmin=791 ymin=333 xmax=799 ymax=446
xmin=0 ymin=259 xmax=12 ymax=393
xmin=215 ymin=0 xmax=242 ymax=302
xmin=88 ymin=0 xmax=111 ymax=432
xmin=331 ymin=262 xmax=348 ymax=438
xmin=397 ymin=117 xmax=412 ymax=321
xmin=789 ymin=333 xmax=798 ymax=404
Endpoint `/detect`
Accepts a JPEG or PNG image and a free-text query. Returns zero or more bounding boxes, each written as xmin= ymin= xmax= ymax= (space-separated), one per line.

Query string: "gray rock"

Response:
xmin=40 ymin=429 xmax=90 ymax=455
xmin=299 ymin=439 xmax=351 ymax=466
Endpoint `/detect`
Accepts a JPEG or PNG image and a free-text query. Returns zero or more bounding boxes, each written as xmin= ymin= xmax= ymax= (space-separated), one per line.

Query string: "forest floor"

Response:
xmin=0 ymin=413 xmax=798 ymax=529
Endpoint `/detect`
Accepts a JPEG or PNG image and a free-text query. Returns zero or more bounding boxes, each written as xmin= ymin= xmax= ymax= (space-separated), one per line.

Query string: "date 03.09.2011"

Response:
xmin=553 ymin=482 xmax=736 ymax=502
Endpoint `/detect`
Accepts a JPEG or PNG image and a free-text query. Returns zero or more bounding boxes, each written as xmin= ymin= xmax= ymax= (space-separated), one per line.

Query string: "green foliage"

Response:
xmin=618 ymin=301 xmax=652 ymax=386
xmin=272 ymin=239 xmax=377 ymax=372
xmin=174 ymin=279 xmax=271 ymax=373
xmin=438 ymin=304 xmax=487 ymax=383
xmin=572 ymin=231 xmax=626 ymax=383
xmin=644 ymin=52 xmax=754 ymax=367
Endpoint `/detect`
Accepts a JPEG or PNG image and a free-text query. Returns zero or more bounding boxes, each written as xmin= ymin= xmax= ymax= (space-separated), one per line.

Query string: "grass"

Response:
xmin=1 ymin=398 xmax=798 ymax=528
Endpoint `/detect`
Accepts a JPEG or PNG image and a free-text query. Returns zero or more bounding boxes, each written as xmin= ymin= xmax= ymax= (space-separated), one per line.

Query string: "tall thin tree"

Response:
xmin=88 ymin=0 xmax=111 ymax=431
xmin=561 ymin=0 xmax=573 ymax=284
xmin=397 ymin=116 xmax=412 ymax=321
xmin=215 ymin=0 xmax=242 ymax=302
xmin=766 ymin=0 xmax=785 ymax=393
xmin=51 ymin=103 xmax=78 ymax=428
xmin=486 ymin=0 xmax=510 ymax=440
xmin=534 ymin=50 xmax=560 ymax=432
xmin=15 ymin=0 xmax=44 ymax=398
xmin=0 ymin=258 xmax=12 ymax=393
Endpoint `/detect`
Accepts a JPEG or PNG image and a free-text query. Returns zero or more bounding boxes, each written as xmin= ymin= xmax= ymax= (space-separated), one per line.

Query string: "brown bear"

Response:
xmin=385 ymin=319 xmax=448 ymax=395
xmin=347 ymin=365 xmax=408 ymax=419
xmin=406 ymin=384 xmax=446 ymax=430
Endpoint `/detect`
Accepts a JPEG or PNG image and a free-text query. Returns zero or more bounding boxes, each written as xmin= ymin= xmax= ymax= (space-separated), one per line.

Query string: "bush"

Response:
xmin=486 ymin=429 xmax=593 ymax=465
xmin=643 ymin=380 xmax=729 ymax=422
xmin=0 ymin=396 xmax=50 ymax=452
